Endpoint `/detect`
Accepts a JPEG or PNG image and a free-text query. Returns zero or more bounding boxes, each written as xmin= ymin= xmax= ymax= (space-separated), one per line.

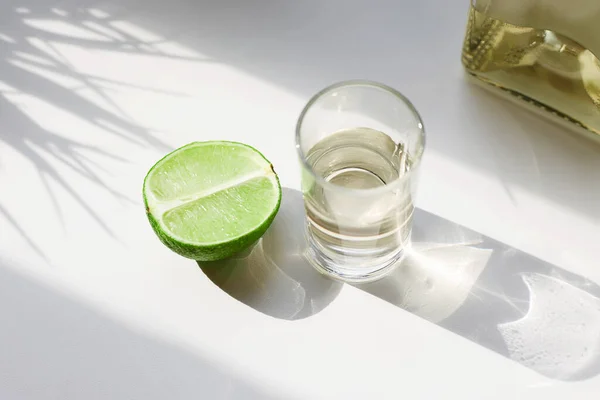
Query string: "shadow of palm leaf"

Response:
xmin=0 ymin=2 xmax=191 ymax=255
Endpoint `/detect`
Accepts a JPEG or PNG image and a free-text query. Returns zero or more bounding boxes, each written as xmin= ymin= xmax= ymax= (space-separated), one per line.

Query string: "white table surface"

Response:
xmin=2 ymin=0 xmax=600 ymax=399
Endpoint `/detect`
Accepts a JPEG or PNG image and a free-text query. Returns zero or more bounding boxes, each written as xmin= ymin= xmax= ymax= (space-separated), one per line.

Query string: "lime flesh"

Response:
xmin=143 ymin=141 xmax=281 ymax=261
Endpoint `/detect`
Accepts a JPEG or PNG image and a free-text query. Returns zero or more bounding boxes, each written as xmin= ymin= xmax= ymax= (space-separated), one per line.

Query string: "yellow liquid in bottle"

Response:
xmin=462 ymin=4 xmax=600 ymax=137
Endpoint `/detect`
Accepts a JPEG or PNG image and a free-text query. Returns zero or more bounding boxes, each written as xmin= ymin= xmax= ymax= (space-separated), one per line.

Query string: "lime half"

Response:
xmin=143 ymin=141 xmax=281 ymax=261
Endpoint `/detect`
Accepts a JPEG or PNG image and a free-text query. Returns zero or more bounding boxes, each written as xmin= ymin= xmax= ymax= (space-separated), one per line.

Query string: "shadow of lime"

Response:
xmin=198 ymin=188 xmax=343 ymax=320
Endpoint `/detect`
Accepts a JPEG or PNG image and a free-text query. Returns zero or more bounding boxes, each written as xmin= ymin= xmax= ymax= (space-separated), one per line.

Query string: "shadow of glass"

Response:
xmin=199 ymin=188 xmax=600 ymax=379
xmin=199 ymin=188 xmax=343 ymax=320
xmin=0 ymin=259 xmax=277 ymax=399
xmin=358 ymin=209 xmax=600 ymax=381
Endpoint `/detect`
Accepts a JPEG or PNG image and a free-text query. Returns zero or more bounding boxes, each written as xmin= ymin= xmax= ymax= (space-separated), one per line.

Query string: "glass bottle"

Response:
xmin=462 ymin=0 xmax=600 ymax=138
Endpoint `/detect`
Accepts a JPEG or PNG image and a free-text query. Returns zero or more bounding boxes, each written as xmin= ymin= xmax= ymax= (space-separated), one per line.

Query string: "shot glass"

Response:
xmin=295 ymin=80 xmax=425 ymax=283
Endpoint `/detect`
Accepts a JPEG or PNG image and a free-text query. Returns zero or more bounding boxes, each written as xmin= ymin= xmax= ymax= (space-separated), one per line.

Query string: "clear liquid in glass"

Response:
xmin=303 ymin=127 xmax=415 ymax=281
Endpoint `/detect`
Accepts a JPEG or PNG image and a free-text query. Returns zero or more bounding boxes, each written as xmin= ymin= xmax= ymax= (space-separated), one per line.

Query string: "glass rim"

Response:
xmin=295 ymin=79 xmax=426 ymax=195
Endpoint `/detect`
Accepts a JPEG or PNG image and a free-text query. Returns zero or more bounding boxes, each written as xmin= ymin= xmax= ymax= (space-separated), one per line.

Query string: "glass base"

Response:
xmin=305 ymin=234 xmax=405 ymax=283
